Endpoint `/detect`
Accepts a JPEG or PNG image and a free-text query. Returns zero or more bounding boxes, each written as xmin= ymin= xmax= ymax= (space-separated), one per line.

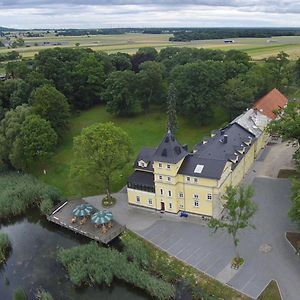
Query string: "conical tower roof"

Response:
xmin=153 ymin=130 xmax=188 ymax=163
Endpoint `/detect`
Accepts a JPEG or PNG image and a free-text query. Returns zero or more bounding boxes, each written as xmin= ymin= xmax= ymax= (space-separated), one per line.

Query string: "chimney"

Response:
xmin=182 ymin=144 xmax=188 ymax=151
xmin=223 ymin=135 xmax=228 ymax=144
xmin=220 ymin=129 xmax=225 ymax=135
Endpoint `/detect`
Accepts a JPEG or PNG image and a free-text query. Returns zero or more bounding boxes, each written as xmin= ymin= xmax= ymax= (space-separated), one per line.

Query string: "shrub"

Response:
xmin=39 ymin=198 xmax=54 ymax=215
xmin=0 ymin=232 xmax=10 ymax=263
xmin=35 ymin=289 xmax=54 ymax=300
xmin=13 ymin=288 xmax=27 ymax=300
xmin=0 ymin=172 xmax=61 ymax=219
xmin=58 ymin=242 xmax=175 ymax=300
xmin=122 ymin=234 xmax=150 ymax=269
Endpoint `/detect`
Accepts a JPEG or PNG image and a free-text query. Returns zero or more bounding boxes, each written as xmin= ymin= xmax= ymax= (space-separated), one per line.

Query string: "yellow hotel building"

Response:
xmin=127 ymin=89 xmax=287 ymax=219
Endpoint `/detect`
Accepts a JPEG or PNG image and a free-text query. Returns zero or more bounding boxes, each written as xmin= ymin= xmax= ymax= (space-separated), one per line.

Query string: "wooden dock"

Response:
xmin=47 ymin=199 xmax=125 ymax=244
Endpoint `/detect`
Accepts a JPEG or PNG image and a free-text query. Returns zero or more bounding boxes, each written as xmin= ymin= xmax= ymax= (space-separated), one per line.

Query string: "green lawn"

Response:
xmin=258 ymin=280 xmax=282 ymax=300
xmin=30 ymin=105 xmax=228 ymax=198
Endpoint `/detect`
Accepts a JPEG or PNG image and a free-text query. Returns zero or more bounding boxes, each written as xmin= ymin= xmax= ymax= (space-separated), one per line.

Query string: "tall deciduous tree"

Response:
xmin=166 ymin=83 xmax=178 ymax=134
xmin=268 ymin=102 xmax=300 ymax=145
xmin=131 ymin=47 xmax=158 ymax=72
xmin=72 ymin=122 xmax=132 ymax=200
xmin=30 ymin=84 xmax=70 ymax=136
xmin=0 ymin=104 xmax=32 ymax=169
xmin=11 ymin=114 xmax=57 ymax=170
xmin=209 ymin=185 xmax=257 ymax=261
xmin=137 ymin=61 xmax=166 ymax=113
xmin=172 ymin=61 xmax=226 ymax=124
xmin=265 ymin=51 xmax=290 ymax=89
xmin=103 ymin=70 xmax=141 ymax=116
xmin=223 ymin=77 xmax=255 ymax=119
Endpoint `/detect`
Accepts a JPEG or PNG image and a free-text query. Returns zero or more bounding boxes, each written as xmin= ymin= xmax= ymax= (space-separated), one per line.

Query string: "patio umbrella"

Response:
xmin=91 ymin=210 xmax=113 ymax=225
xmin=73 ymin=204 xmax=94 ymax=217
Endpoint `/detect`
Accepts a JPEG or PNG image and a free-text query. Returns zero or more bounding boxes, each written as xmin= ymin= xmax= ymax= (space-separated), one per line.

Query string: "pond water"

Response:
xmin=0 ymin=211 xmax=149 ymax=300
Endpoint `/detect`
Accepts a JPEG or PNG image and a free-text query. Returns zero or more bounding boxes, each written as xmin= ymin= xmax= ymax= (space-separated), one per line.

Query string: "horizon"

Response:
xmin=1 ymin=1 xmax=300 ymax=29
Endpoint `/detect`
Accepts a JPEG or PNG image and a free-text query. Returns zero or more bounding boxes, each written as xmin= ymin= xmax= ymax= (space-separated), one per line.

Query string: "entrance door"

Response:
xmin=160 ymin=202 xmax=165 ymax=212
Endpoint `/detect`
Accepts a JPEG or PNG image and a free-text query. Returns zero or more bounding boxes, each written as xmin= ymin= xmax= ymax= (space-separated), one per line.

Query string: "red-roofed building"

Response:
xmin=253 ymin=88 xmax=288 ymax=120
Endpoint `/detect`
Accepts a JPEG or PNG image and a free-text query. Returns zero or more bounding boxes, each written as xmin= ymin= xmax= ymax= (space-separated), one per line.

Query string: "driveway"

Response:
xmin=85 ymin=142 xmax=300 ymax=299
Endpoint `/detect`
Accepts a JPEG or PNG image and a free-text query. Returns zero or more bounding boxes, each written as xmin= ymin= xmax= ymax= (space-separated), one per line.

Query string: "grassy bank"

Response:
xmin=58 ymin=230 xmax=249 ymax=300
xmin=30 ymin=105 xmax=228 ymax=197
xmin=121 ymin=230 xmax=249 ymax=300
xmin=0 ymin=233 xmax=10 ymax=263
xmin=0 ymin=173 xmax=61 ymax=219
xmin=258 ymin=280 xmax=282 ymax=300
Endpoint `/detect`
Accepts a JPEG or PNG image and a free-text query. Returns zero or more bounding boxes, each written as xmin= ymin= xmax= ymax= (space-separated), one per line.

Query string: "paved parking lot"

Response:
xmin=137 ymin=178 xmax=300 ymax=299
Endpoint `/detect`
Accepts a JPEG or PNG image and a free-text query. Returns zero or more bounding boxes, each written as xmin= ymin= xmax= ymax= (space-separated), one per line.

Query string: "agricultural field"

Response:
xmin=1 ymin=33 xmax=300 ymax=60
xmin=30 ymin=105 xmax=228 ymax=198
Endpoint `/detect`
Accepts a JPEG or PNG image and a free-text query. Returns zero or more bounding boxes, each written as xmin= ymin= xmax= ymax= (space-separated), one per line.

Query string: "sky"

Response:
xmin=0 ymin=0 xmax=300 ymax=29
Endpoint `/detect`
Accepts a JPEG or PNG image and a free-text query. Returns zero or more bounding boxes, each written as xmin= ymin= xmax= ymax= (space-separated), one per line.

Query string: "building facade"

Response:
xmin=127 ymin=88 xmax=288 ymax=218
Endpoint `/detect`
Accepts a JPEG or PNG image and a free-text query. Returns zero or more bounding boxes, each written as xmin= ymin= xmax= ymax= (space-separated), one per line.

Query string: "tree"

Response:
xmin=30 ymin=84 xmax=70 ymax=136
xmin=11 ymin=114 xmax=57 ymax=170
xmin=137 ymin=61 xmax=166 ymax=113
xmin=209 ymin=185 xmax=257 ymax=262
xmin=72 ymin=122 xmax=132 ymax=200
xmin=172 ymin=61 xmax=226 ymax=124
xmin=71 ymin=53 xmax=105 ymax=108
xmin=223 ymin=77 xmax=255 ymax=119
xmin=265 ymin=51 xmax=290 ymax=89
xmin=268 ymin=102 xmax=300 ymax=144
xmin=131 ymin=47 xmax=158 ymax=72
xmin=110 ymin=52 xmax=132 ymax=71
xmin=166 ymin=84 xmax=178 ymax=134
xmin=103 ymin=70 xmax=141 ymax=116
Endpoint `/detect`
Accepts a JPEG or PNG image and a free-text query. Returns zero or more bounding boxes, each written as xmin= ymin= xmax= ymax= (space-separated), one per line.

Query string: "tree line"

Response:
xmin=170 ymin=28 xmax=300 ymax=42
xmin=0 ymin=46 xmax=298 ymax=173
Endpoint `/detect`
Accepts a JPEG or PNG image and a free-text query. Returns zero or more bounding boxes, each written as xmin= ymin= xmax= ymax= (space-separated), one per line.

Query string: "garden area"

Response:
xmin=30 ymin=105 xmax=228 ymax=198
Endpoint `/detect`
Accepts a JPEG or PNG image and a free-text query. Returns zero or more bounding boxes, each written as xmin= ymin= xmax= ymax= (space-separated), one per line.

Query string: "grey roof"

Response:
xmin=153 ymin=130 xmax=188 ymax=164
xmin=134 ymin=147 xmax=156 ymax=172
xmin=178 ymin=155 xmax=227 ymax=179
xmin=232 ymin=108 xmax=270 ymax=137
xmin=191 ymin=123 xmax=256 ymax=174
xmin=127 ymin=171 xmax=154 ymax=188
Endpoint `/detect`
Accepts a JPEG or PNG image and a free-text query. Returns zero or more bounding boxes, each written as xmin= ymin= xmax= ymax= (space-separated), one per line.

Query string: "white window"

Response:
xmin=167 ymin=176 xmax=171 ymax=182
xmin=186 ymin=176 xmax=190 ymax=182
xmin=194 ymin=194 xmax=199 ymax=199
xmin=160 ymin=189 xmax=163 ymax=195
xmin=158 ymin=163 xmax=162 ymax=168
xmin=148 ymin=199 xmax=153 ymax=205
xmin=136 ymin=196 xmax=140 ymax=203
xmin=159 ymin=175 xmax=163 ymax=180
xmin=179 ymin=192 xmax=184 ymax=198
xmin=194 ymin=199 xmax=199 ymax=207
xmin=169 ymin=203 xmax=172 ymax=209
xmin=168 ymin=190 xmax=172 ymax=197
xmin=179 ymin=204 xmax=184 ymax=209
xmin=194 ymin=164 xmax=204 ymax=174
xmin=194 ymin=178 xmax=198 ymax=183
xmin=207 ymin=193 xmax=212 ymax=201
xmin=167 ymin=164 xmax=171 ymax=169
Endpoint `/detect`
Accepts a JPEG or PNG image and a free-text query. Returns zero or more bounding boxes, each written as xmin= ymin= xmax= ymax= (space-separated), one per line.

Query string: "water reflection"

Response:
xmin=0 ymin=211 xmax=148 ymax=300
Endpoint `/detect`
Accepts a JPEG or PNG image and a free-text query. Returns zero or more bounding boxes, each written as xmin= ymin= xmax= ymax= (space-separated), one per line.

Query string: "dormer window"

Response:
xmin=138 ymin=160 xmax=148 ymax=168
